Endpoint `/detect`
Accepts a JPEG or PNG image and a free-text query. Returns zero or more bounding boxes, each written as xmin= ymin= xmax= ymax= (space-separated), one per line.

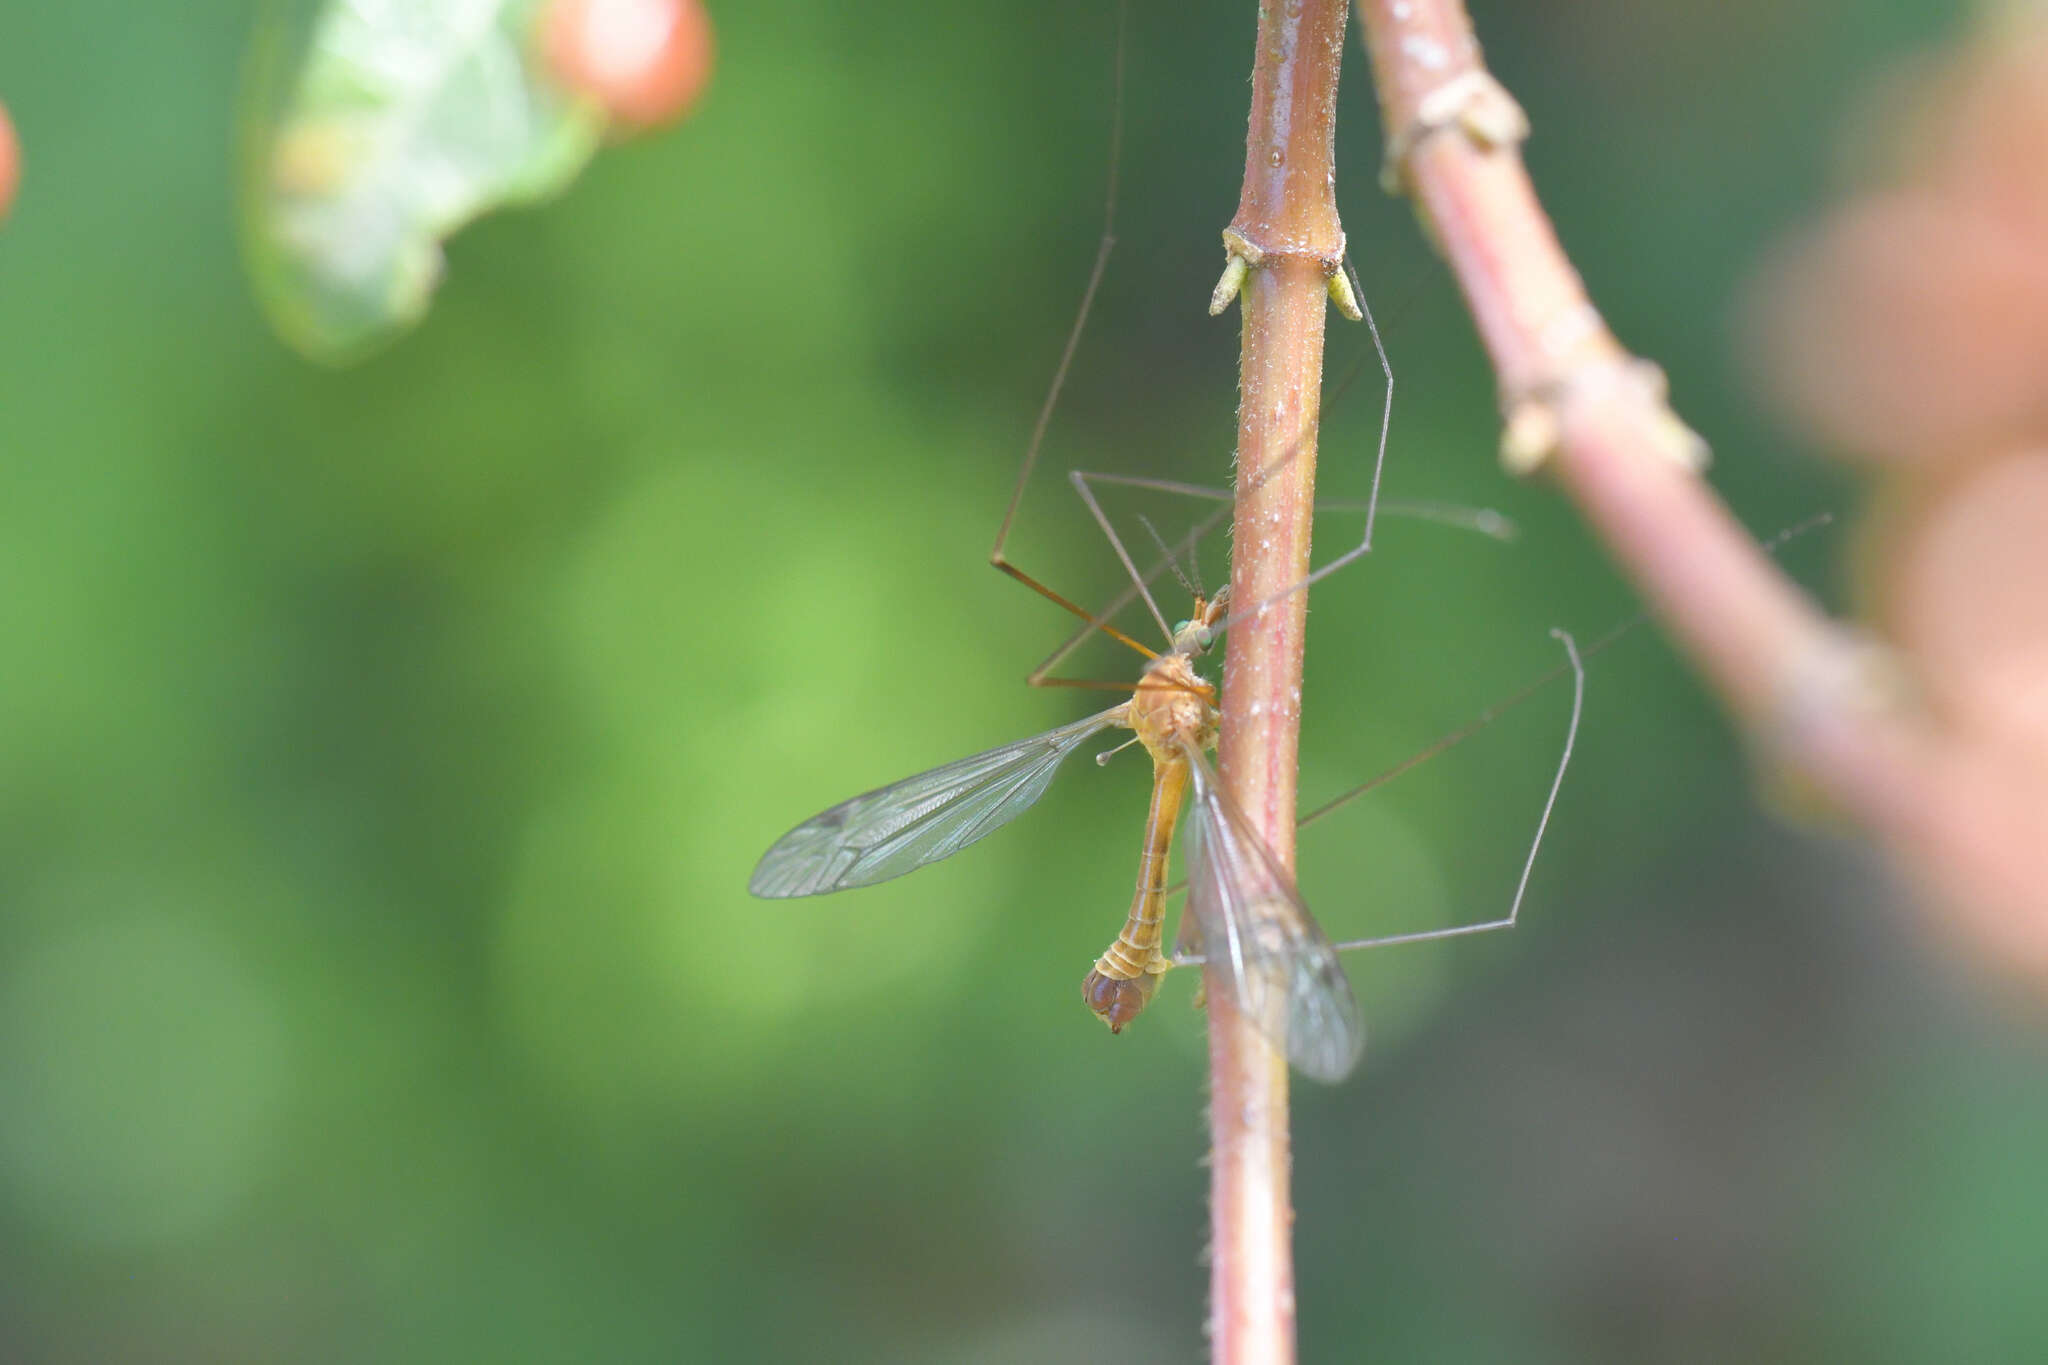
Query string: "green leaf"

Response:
xmin=243 ymin=0 xmax=603 ymax=364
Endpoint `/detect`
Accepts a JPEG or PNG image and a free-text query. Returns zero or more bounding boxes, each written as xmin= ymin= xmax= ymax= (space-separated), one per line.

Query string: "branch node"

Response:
xmin=1212 ymin=227 xmax=1360 ymax=321
xmin=1381 ymin=69 xmax=1529 ymax=195
xmin=1757 ymin=625 xmax=1924 ymax=823
xmin=1500 ymin=358 xmax=1711 ymax=477
xmin=1499 ymin=400 xmax=1560 ymax=478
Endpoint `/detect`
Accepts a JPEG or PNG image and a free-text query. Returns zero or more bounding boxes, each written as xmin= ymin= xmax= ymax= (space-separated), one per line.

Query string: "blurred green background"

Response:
xmin=4 ymin=1 xmax=2043 ymax=1361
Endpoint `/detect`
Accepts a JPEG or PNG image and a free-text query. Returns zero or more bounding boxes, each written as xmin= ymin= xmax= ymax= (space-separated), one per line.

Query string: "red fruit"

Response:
xmin=0 ymin=101 xmax=19 ymax=223
xmin=543 ymin=0 xmax=715 ymax=131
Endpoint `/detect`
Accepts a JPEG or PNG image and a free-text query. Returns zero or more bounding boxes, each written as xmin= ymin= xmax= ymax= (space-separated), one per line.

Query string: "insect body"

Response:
xmin=749 ymin=590 xmax=1365 ymax=1081
xmin=1078 ymin=605 xmax=1220 ymax=1034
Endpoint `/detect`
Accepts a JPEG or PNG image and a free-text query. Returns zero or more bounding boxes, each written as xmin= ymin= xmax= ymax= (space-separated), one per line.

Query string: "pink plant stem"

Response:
xmin=1210 ymin=2 xmax=1353 ymax=1361
xmin=1354 ymin=0 xmax=1941 ymax=843
xmin=1209 ymin=255 xmax=1323 ymax=1365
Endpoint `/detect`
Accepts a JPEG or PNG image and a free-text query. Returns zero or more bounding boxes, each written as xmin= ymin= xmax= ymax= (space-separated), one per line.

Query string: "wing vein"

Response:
xmin=750 ymin=706 xmax=1126 ymax=897
xmin=1176 ymin=743 xmax=1364 ymax=1082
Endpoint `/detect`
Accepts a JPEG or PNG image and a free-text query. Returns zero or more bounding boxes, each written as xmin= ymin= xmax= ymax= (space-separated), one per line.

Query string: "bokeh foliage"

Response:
xmin=2 ymin=2 xmax=2041 ymax=1362
xmin=246 ymin=0 xmax=603 ymax=362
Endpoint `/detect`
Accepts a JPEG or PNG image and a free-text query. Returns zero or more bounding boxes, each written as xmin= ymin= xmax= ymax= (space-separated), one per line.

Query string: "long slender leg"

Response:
xmin=1300 ymin=617 xmax=1627 ymax=833
xmin=989 ymin=17 xmax=1420 ymax=677
xmin=1022 ymin=467 xmax=1516 ymax=684
xmin=987 ymin=30 xmax=1447 ymax=682
xmin=1252 ymin=529 xmax=1835 ymax=949
xmin=1023 ymin=480 xmax=1236 ymax=684
xmin=1075 ymin=470 xmax=1516 ymax=541
xmin=1211 ymin=262 xmax=1402 ymax=639
xmin=1295 ymin=515 xmax=1834 ymax=833
xmin=1329 ymin=628 xmax=1583 ymax=951
xmin=1065 ymin=467 xmax=1178 ymax=646
xmin=1167 ymin=628 xmax=1585 ymax=970
xmin=1041 ymin=255 xmax=1409 ymax=656
xmin=1349 ymin=256 xmax=1393 ymax=559
xmin=1210 ymin=271 xmax=1810 ymax=642
xmin=986 ymin=1 xmax=1157 ymax=671
xmin=1163 ymin=515 xmax=1832 ymax=965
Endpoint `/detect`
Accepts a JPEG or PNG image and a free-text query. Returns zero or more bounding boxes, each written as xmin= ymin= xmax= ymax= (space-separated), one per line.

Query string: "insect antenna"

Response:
xmin=1137 ymin=512 xmax=1202 ymax=601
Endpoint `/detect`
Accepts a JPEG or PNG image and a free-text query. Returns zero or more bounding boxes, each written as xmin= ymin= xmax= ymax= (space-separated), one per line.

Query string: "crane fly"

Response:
xmin=747 ymin=0 xmax=1833 ymax=1083
xmin=749 ymin=585 xmax=1367 ymax=1082
xmin=752 ymin=1 xmax=1594 ymax=1083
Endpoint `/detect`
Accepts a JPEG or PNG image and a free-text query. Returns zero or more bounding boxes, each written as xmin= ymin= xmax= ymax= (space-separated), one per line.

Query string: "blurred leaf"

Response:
xmin=243 ymin=0 xmax=603 ymax=362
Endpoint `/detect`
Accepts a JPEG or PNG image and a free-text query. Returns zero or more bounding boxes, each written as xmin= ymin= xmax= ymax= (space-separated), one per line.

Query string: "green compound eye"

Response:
xmin=1171 ymin=619 xmax=1192 ymax=638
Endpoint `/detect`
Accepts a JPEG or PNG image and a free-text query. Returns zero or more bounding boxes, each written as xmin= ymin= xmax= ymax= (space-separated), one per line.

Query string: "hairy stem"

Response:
xmin=1210 ymin=3 xmax=1352 ymax=1361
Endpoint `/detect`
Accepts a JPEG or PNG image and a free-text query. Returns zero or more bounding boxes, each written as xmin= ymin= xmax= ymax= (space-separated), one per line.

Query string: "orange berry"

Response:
xmin=543 ymin=0 xmax=715 ymax=131
xmin=0 ymin=101 xmax=19 ymax=223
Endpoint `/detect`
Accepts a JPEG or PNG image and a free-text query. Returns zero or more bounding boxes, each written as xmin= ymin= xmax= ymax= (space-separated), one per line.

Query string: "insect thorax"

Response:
xmin=1130 ymin=654 xmax=1219 ymax=764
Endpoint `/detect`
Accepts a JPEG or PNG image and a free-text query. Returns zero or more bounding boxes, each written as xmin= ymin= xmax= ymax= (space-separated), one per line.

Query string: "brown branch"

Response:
xmin=1354 ymin=0 xmax=1947 ymax=865
xmin=1207 ymin=3 xmax=1353 ymax=1361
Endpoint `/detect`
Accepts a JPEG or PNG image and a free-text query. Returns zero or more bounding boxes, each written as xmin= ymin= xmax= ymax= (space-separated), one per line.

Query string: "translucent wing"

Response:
xmin=749 ymin=707 xmax=1127 ymax=898
xmin=1176 ymin=745 xmax=1364 ymax=1082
